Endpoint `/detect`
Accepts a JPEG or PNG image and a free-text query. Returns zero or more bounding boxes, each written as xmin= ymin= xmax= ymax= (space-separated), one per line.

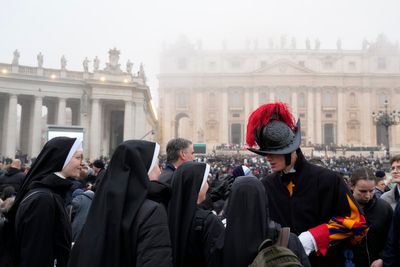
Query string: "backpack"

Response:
xmin=0 ymin=189 xmax=53 ymax=267
xmin=249 ymin=227 xmax=303 ymax=267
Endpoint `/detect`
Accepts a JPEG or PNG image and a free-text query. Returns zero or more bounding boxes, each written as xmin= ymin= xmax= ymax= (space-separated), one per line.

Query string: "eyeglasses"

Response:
xmin=391 ymin=166 xmax=400 ymax=172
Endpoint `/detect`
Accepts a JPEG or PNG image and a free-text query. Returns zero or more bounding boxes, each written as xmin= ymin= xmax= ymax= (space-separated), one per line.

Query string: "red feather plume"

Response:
xmin=246 ymin=102 xmax=295 ymax=147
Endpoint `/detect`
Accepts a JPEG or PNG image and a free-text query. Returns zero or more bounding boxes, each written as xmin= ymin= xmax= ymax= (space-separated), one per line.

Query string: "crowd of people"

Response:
xmin=0 ymin=102 xmax=400 ymax=267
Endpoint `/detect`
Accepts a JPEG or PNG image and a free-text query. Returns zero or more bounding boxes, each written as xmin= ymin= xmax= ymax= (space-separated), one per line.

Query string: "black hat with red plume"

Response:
xmin=246 ymin=102 xmax=301 ymax=156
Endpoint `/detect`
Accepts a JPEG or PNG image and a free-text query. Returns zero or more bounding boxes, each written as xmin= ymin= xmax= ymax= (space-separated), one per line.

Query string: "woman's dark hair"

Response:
xmin=350 ymin=167 xmax=376 ymax=186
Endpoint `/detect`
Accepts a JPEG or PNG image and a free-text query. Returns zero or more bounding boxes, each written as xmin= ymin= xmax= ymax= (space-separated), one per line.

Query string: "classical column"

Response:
xmin=244 ymin=90 xmax=251 ymax=142
xmin=393 ymin=88 xmax=400 ymax=147
xmin=31 ymin=96 xmax=43 ymax=157
xmin=220 ymin=89 xmax=228 ymax=144
xmin=20 ymin=99 xmax=32 ymax=154
xmin=5 ymin=94 xmax=18 ymax=158
xmin=90 ymin=99 xmax=101 ymax=160
xmin=0 ymin=97 xmax=5 ymax=154
xmin=315 ymin=88 xmax=322 ymax=144
xmin=291 ymin=91 xmax=298 ymax=120
xmin=307 ymin=89 xmax=315 ymax=144
xmin=195 ymin=90 xmax=204 ymax=143
xmin=360 ymin=89 xmax=372 ymax=145
xmin=123 ymin=100 xmax=134 ymax=140
xmin=134 ymin=100 xmax=146 ymax=139
xmin=337 ymin=89 xmax=346 ymax=145
xmin=57 ymin=97 xmax=67 ymax=125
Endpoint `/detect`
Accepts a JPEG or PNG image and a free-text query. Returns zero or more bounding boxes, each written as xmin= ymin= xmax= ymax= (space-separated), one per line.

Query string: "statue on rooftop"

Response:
xmin=12 ymin=50 xmax=20 ymax=65
xmin=37 ymin=52 xmax=44 ymax=68
xmin=61 ymin=55 xmax=67 ymax=70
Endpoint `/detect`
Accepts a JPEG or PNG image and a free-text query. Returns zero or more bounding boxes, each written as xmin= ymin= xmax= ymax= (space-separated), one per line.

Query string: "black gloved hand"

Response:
xmin=210 ymin=174 xmax=234 ymax=202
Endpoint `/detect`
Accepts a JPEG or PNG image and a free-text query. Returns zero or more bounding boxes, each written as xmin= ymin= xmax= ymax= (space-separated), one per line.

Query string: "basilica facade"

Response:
xmin=158 ymin=35 xmax=400 ymax=154
xmin=0 ymin=48 xmax=157 ymax=161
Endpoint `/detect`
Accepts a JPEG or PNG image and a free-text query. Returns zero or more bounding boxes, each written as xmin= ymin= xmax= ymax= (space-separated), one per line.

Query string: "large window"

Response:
xmin=323 ymin=91 xmax=334 ymax=107
xmin=349 ymin=92 xmax=357 ymax=106
xmin=298 ymin=93 xmax=306 ymax=108
xmin=229 ymin=91 xmax=242 ymax=108
xmin=323 ymin=123 xmax=335 ymax=145
xmin=176 ymin=93 xmax=188 ymax=108
xmin=378 ymin=57 xmax=386 ymax=70
xmin=230 ymin=123 xmax=243 ymax=145
xmin=177 ymin=58 xmax=187 ymax=70
xmin=378 ymin=93 xmax=388 ymax=107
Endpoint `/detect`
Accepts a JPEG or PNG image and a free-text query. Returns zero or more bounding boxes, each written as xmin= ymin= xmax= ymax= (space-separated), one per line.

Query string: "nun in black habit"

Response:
xmin=68 ymin=140 xmax=172 ymax=267
xmin=9 ymin=137 xmax=83 ymax=267
xmin=168 ymin=161 xmax=225 ymax=267
xmin=223 ymin=176 xmax=310 ymax=267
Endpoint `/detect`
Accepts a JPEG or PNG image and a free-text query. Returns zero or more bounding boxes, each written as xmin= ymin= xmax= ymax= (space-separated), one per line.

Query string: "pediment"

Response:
xmin=253 ymin=59 xmax=316 ymax=74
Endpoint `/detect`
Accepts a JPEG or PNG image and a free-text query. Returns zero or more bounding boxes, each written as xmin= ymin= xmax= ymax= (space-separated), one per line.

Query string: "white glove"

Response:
xmin=298 ymin=231 xmax=317 ymax=256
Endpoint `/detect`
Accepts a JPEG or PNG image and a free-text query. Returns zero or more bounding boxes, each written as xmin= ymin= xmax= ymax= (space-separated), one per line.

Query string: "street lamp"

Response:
xmin=372 ymin=100 xmax=400 ymax=159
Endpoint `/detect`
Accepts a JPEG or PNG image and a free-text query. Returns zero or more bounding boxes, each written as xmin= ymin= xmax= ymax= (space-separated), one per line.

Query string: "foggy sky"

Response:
xmin=1 ymin=0 xmax=399 ymax=106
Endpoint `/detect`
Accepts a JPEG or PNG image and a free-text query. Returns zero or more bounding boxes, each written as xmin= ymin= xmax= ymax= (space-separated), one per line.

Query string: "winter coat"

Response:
xmin=381 ymin=185 xmax=400 ymax=210
xmin=71 ymin=189 xmax=94 ymax=242
xmin=158 ymin=163 xmax=175 ymax=184
xmin=134 ymin=199 xmax=173 ymax=267
xmin=352 ymin=196 xmax=392 ymax=266
xmin=262 ymin=150 xmax=367 ymax=266
xmin=383 ymin=202 xmax=400 ymax=267
xmin=0 ymin=167 xmax=24 ymax=193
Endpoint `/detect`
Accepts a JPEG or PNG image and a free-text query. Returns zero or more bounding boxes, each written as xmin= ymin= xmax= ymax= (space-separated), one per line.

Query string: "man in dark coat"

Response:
xmin=159 ymin=138 xmax=194 ymax=184
xmin=0 ymin=159 xmax=25 ymax=193
xmin=246 ymin=102 xmax=368 ymax=266
xmin=383 ymin=203 xmax=400 ymax=266
xmin=349 ymin=168 xmax=392 ymax=266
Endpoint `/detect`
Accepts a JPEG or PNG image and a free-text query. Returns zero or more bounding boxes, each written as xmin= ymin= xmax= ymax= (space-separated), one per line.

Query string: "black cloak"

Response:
xmin=9 ymin=137 xmax=81 ymax=267
xmin=168 ymin=161 xmax=211 ymax=267
xmin=223 ymin=176 xmax=269 ymax=267
xmin=69 ymin=140 xmax=169 ymax=267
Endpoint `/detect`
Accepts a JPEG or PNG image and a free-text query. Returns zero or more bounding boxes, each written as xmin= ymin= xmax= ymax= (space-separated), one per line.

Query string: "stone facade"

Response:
xmin=0 ymin=48 xmax=157 ymax=160
xmin=158 ymin=35 xmax=400 ymax=154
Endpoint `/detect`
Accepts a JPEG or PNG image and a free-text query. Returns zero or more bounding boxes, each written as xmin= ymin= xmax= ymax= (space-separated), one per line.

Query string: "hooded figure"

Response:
xmin=223 ymin=176 xmax=269 ymax=267
xmin=168 ymin=161 xmax=224 ymax=267
xmin=246 ymin=102 xmax=368 ymax=266
xmin=9 ymin=137 xmax=83 ymax=267
xmin=69 ymin=140 xmax=172 ymax=267
xmin=223 ymin=176 xmax=310 ymax=267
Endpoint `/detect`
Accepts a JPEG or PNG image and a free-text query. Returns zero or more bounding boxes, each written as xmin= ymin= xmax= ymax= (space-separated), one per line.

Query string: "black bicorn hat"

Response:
xmin=248 ymin=119 xmax=301 ymax=156
xmin=246 ymin=102 xmax=301 ymax=156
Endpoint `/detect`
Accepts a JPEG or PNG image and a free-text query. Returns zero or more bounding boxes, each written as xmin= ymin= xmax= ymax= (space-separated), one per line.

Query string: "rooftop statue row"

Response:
xmin=10 ymin=48 xmax=141 ymax=75
xmin=168 ymin=34 xmax=399 ymax=52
